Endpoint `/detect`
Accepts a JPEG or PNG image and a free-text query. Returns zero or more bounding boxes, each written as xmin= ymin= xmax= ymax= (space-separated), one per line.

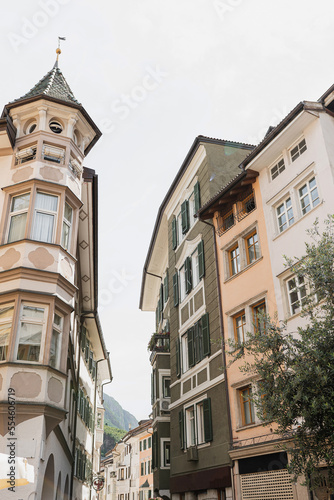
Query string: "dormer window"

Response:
xmin=49 ymin=119 xmax=63 ymax=134
xmin=42 ymin=144 xmax=65 ymax=164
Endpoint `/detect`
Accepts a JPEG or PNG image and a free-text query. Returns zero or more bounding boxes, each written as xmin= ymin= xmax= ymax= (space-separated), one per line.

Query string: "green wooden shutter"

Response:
xmin=187 ymin=327 xmax=195 ymax=367
xmin=202 ymin=313 xmax=210 ymax=356
xmin=194 ymin=181 xmax=201 ymax=212
xmin=203 ymin=398 xmax=213 ymax=442
xmin=179 ymin=410 xmax=185 ymax=449
xmin=85 ymin=339 xmax=89 ymax=363
xmin=92 ymin=360 xmax=96 ymax=380
xmin=185 ymin=257 xmax=192 ymax=294
xmin=176 ymin=337 xmax=181 ymax=378
xmin=163 ymin=272 xmax=169 ymax=303
xmin=173 ymin=272 xmax=179 ymax=306
xmin=172 ymin=217 xmax=178 ymax=249
xmin=181 ymin=200 xmax=189 ymax=234
xmin=81 ymin=327 xmax=86 ymax=352
xmin=198 ymin=240 xmax=205 ymax=279
xmin=160 ymin=284 xmax=164 ymax=311
xmin=151 ymin=373 xmax=154 ymax=405
xmin=193 ymin=322 xmax=199 ymax=364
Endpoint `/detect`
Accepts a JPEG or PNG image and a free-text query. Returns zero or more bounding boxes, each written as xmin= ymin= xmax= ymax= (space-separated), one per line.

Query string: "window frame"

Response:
xmin=290 ymin=138 xmax=307 ymax=162
xmin=276 ymin=196 xmax=294 ymax=233
xmin=15 ymin=302 xmax=49 ymax=363
xmin=298 ymin=176 xmax=320 ymax=216
xmin=229 ymin=243 xmax=240 ymax=276
xmin=239 ymin=385 xmax=255 ymax=427
xmin=3 ymin=181 xmax=80 ymax=253
xmin=270 ymin=157 xmax=285 ymax=181
xmin=233 ymin=310 xmax=246 ymax=344
xmin=7 ymin=192 xmax=31 ymax=243
xmin=252 ymin=300 xmax=266 ymax=334
xmin=32 ymin=191 xmax=59 ymax=244
xmin=50 ymin=311 xmax=63 ymax=369
xmin=286 ymin=275 xmax=308 ymax=316
xmin=245 ymin=229 xmax=260 ymax=265
xmin=0 ymin=302 xmax=15 ymax=362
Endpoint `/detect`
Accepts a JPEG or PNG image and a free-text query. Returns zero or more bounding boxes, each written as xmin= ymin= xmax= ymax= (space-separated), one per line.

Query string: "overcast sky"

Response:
xmin=1 ymin=0 xmax=334 ymax=420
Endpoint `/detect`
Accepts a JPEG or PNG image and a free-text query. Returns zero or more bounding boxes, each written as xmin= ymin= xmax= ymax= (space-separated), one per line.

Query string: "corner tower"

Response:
xmin=0 ymin=55 xmax=111 ymax=500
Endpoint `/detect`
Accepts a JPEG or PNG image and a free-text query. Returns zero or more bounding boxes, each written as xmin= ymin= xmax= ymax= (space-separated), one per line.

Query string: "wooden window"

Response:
xmin=194 ymin=181 xmax=201 ymax=212
xmin=185 ymin=256 xmax=192 ymax=294
xmin=245 ymin=230 xmax=260 ymax=264
xmin=0 ymin=303 xmax=14 ymax=361
xmin=163 ymin=272 xmax=168 ymax=303
xmin=229 ymin=244 xmax=240 ymax=276
xmin=290 ymin=138 xmax=307 ymax=162
xmin=233 ymin=311 xmax=246 ymax=343
xmin=239 ymin=386 xmax=255 ymax=426
xmin=179 ymin=410 xmax=185 ymax=449
xmin=16 ymin=303 xmax=48 ymax=362
xmin=198 ymin=240 xmax=205 ymax=279
xmin=287 ymin=276 xmax=307 ymax=315
xmin=252 ymin=301 xmax=266 ymax=333
xmin=277 ymin=197 xmax=294 ymax=233
xmin=271 ymin=158 xmax=285 ymax=180
xmin=8 ymin=193 xmax=30 ymax=243
xmin=50 ymin=312 xmax=63 ymax=369
xmin=299 ymin=177 xmax=320 ymax=215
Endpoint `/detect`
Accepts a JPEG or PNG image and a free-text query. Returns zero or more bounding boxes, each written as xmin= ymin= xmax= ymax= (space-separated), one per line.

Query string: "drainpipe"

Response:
xmin=199 ymin=218 xmax=234 ymax=491
xmin=90 ymin=355 xmax=112 ymax=500
xmin=70 ymin=318 xmax=83 ymax=500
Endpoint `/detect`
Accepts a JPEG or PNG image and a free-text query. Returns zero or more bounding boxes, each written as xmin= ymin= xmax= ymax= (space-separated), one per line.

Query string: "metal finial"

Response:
xmin=56 ymin=36 xmax=66 ymax=61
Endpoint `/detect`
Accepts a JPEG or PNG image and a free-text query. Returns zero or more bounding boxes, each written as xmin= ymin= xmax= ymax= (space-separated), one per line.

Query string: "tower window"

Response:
xmin=49 ymin=120 xmax=63 ymax=134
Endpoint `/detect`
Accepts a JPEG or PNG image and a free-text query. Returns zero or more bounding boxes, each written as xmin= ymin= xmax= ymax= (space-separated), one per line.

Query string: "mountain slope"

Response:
xmin=103 ymin=393 xmax=138 ymax=432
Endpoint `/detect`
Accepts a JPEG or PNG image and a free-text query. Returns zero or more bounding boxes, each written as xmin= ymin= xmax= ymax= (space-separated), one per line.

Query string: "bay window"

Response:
xmin=16 ymin=303 xmax=48 ymax=362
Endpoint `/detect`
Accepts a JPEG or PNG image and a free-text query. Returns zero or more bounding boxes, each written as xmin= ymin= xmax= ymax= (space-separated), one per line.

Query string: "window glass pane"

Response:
xmin=35 ymin=193 xmax=58 ymax=211
xmin=50 ymin=329 xmax=60 ymax=368
xmin=17 ymin=323 xmax=42 ymax=361
xmin=64 ymin=203 xmax=72 ymax=223
xmin=62 ymin=221 xmax=70 ymax=249
xmin=22 ymin=306 xmax=45 ymax=320
xmin=33 ymin=212 xmax=55 ymax=242
xmin=8 ymin=213 xmax=27 ymax=242
xmin=11 ymin=193 xmax=30 ymax=212
xmin=0 ymin=305 xmax=14 ymax=362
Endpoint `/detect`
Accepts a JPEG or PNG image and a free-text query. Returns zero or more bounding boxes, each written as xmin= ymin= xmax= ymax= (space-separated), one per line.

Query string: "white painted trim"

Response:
xmin=169 ymin=374 xmax=225 ymax=409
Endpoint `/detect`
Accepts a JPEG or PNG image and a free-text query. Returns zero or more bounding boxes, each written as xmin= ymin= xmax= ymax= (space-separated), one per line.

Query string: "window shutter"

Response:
xmin=202 ymin=313 xmax=210 ymax=356
xmin=198 ymin=240 xmax=205 ymax=279
xmin=176 ymin=337 xmax=181 ymax=378
xmin=173 ymin=272 xmax=179 ymax=306
xmin=151 ymin=373 xmax=154 ymax=405
xmin=163 ymin=272 xmax=169 ymax=303
xmin=203 ymin=398 xmax=213 ymax=442
xmin=85 ymin=339 xmax=89 ymax=362
xmin=160 ymin=283 xmax=164 ymax=310
xmin=194 ymin=181 xmax=201 ymax=212
xmin=81 ymin=327 xmax=86 ymax=352
xmin=187 ymin=327 xmax=195 ymax=367
xmin=179 ymin=410 xmax=185 ymax=449
xmin=92 ymin=360 xmax=96 ymax=380
xmin=181 ymin=200 xmax=189 ymax=234
xmin=172 ymin=217 xmax=178 ymax=249
xmin=185 ymin=257 xmax=192 ymax=294
xmin=193 ymin=322 xmax=199 ymax=364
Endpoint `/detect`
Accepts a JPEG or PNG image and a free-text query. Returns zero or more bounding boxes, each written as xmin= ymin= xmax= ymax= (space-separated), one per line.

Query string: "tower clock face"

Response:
xmin=49 ymin=120 xmax=63 ymax=134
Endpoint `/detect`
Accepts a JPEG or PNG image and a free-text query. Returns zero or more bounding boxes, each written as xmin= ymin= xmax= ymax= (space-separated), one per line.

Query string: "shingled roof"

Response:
xmin=11 ymin=60 xmax=81 ymax=106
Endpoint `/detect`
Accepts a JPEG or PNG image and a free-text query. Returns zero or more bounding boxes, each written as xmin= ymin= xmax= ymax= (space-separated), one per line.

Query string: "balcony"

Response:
xmin=148 ymin=333 xmax=170 ymax=363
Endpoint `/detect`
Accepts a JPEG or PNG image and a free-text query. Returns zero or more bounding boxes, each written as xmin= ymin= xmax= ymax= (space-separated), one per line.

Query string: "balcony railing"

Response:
xmin=148 ymin=333 xmax=170 ymax=362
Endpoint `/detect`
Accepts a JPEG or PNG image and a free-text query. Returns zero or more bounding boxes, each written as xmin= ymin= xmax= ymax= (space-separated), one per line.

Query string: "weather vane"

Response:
xmin=56 ymin=36 xmax=66 ymax=61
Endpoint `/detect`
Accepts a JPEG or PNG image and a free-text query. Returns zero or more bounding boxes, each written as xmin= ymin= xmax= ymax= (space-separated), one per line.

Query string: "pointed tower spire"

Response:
xmin=10 ymin=40 xmax=80 ymax=106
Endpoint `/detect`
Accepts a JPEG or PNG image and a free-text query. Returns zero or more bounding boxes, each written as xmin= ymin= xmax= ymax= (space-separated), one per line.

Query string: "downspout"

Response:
xmin=70 ymin=318 xmax=83 ymax=500
xmin=200 ymin=218 xmax=234 ymax=493
xmin=90 ymin=356 xmax=112 ymax=500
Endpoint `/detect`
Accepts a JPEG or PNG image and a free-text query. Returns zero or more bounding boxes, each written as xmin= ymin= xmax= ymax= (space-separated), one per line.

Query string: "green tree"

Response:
xmin=228 ymin=215 xmax=334 ymax=490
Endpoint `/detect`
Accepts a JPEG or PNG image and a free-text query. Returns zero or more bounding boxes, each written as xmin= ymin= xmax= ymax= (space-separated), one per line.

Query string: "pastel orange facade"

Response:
xmin=213 ymin=177 xmax=277 ymax=443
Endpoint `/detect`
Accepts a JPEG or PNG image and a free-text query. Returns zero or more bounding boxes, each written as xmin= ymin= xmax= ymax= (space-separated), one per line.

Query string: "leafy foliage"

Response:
xmin=228 ymin=216 xmax=334 ymax=490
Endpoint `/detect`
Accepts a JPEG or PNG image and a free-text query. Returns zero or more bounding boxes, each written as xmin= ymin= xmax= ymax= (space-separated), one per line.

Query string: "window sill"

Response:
xmin=236 ymin=421 xmax=263 ymax=432
xmin=224 ymin=256 xmax=263 ymax=283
